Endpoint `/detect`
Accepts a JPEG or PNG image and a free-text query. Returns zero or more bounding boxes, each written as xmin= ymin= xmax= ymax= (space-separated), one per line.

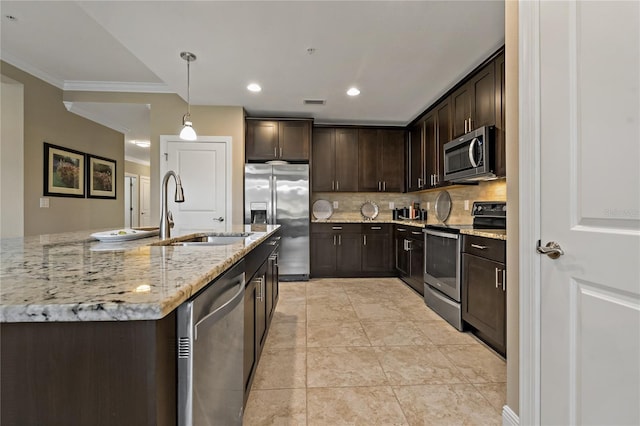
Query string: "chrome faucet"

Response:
xmin=159 ymin=170 xmax=185 ymax=240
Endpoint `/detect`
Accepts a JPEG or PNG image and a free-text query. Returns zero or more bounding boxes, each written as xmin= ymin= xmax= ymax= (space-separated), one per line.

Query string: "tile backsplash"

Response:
xmin=311 ymin=178 xmax=506 ymax=224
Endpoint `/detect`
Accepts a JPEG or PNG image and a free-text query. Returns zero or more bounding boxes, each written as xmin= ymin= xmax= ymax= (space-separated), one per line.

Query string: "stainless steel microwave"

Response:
xmin=443 ymin=125 xmax=496 ymax=182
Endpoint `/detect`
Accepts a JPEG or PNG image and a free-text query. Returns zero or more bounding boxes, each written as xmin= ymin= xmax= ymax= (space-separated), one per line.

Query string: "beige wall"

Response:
xmin=1 ymin=77 xmax=25 ymax=237
xmin=124 ymin=160 xmax=150 ymax=178
xmin=1 ymin=62 xmax=125 ymax=236
xmin=62 ymin=91 xmax=246 ymax=226
xmin=505 ymin=0 xmax=519 ymax=415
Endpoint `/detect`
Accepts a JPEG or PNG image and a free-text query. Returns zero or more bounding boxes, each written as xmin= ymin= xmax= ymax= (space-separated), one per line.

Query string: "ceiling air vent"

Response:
xmin=303 ymin=99 xmax=326 ymax=106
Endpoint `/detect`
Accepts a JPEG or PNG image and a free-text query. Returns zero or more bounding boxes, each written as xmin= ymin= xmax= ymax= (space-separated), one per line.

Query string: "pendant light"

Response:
xmin=179 ymin=51 xmax=197 ymax=141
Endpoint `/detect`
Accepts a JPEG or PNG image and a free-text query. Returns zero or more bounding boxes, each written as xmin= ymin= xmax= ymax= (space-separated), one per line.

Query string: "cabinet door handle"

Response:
xmin=495 ymin=268 xmax=500 ymax=288
xmin=274 ymin=147 xmax=278 ymax=158
xmin=412 ymin=231 xmax=422 ymax=235
xmin=383 ymin=181 xmax=386 ymax=191
xmin=338 ymin=235 xmax=342 ymax=245
xmin=378 ymin=181 xmax=381 ymax=191
xmin=371 ymin=226 xmax=382 ymax=230
xmin=502 ymin=269 xmax=507 ymax=291
xmin=363 ymin=235 xmax=367 ymax=245
xmin=471 ymin=244 xmax=487 ymax=250
xmin=332 ymin=181 xmax=335 ymax=191
xmin=417 ymin=177 xmax=423 ymax=188
xmin=254 ymin=277 xmax=264 ymax=301
xmin=333 ymin=235 xmax=337 ymax=245
xmin=336 ymin=181 xmax=340 ymax=191
xmin=332 ymin=226 xmax=342 ymax=230
xmin=279 ymin=147 xmax=283 ymax=158
xmin=469 ymin=117 xmax=473 ymax=131
xmin=397 ymin=228 xmax=407 ymax=232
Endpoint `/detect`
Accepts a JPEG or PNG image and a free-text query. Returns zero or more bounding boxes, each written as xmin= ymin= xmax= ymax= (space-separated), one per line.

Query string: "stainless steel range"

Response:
xmin=423 ymin=201 xmax=506 ymax=330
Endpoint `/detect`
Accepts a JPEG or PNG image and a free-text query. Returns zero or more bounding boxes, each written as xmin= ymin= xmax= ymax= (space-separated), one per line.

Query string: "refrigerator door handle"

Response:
xmin=271 ymin=175 xmax=277 ymax=224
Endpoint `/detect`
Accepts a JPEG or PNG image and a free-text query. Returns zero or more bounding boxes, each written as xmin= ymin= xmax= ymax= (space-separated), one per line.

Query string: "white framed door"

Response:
xmin=139 ymin=175 xmax=152 ymax=227
xmin=160 ymin=135 xmax=232 ymax=234
xmin=124 ymin=174 xmax=138 ymax=228
xmin=519 ymin=1 xmax=640 ymax=424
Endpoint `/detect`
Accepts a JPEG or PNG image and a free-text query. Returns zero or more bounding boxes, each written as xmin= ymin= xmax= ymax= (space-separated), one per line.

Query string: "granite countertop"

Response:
xmin=312 ymin=218 xmax=507 ymax=240
xmin=0 ymin=224 xmax=280 ymax=323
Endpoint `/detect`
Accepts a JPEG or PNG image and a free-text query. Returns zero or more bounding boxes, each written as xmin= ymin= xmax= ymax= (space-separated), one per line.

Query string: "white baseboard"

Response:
xmin=502 ymin=405 xmax=520 ymax=426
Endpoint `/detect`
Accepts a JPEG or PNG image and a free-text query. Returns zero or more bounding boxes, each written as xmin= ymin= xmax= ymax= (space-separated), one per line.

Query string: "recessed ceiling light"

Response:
xmin=347 ymin=87 xmax=360 ymax=96
xmin=247 ymin=83 xmax=262 ymax=92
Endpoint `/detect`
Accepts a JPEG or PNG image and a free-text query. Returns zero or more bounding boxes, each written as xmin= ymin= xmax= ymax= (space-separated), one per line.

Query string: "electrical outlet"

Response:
xmin=40 ymin=198 xmax=49 ymax=208
xmin=333 ymin=201 xmax=339 ymax=209
xmin=389 ymin=202 xmax=394 ymax=209
xmin=426 ymin=202 xmax=430 ymax=210
xmin=464 ymin=200 xmax=470 ymax=211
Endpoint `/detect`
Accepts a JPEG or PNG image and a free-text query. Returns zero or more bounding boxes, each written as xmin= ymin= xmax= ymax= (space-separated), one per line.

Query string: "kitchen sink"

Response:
xmin=153 ymin=232 xmax=253 ymax=246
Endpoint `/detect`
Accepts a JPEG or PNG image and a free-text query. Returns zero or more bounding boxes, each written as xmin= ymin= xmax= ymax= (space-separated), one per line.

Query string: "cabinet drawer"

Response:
xmin=462 ymin=235 xmax=505 ymax=263
xmin=362 ymin=223 xmax=391 ymax=234
xmin=311 ymin=223 xmax=361 ymax=234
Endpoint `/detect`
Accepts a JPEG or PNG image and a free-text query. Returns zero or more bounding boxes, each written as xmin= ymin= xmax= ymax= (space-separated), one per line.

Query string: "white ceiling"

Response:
xmin=0 ymin=1 xmax=505 ymax=162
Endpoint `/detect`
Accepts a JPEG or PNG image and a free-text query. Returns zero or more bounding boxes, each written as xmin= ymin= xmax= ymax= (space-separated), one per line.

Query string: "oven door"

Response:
xmin=423 ymin=229 xmax=461 ymax=301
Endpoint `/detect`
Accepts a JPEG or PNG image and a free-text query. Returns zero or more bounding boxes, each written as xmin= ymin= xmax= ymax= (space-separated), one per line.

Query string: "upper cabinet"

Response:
xmin=312 ymin=128 xmax=358 ymax=192
xmin=246 ymin=119 xmax=311 ymax=162
xmin=358 ymin=129 xmax=405 ymax=192
xmin=407 ymin=122 xmax=424 ymax=192
xmin=494 ymin=52 xmax=506 ymax=178
xmin=451 ymin=60 xmax=496 ymax=138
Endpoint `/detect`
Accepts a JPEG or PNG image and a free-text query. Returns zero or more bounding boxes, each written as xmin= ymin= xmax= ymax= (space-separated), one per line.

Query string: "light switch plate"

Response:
xmin=40 ymin=197 xmax=49 ymax=208
xmin=389 ymin=202 xmax=394 ymax=209
xmin=333 ymin=201 xmax=339 ymax=209
xmin=464 ymin=200 xmax=470 ymax=210
xmin=426 ymin=202 xmax=430 ymax=210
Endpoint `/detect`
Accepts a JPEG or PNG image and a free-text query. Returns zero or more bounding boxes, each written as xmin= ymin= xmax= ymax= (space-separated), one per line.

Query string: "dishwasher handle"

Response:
xmin=194 ymin=273 xmax=245 ymax=340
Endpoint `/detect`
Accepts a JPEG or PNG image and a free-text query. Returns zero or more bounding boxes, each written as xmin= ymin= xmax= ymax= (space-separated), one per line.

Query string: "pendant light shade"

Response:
xmin=179 ymin=51 xmax=197 ymax=141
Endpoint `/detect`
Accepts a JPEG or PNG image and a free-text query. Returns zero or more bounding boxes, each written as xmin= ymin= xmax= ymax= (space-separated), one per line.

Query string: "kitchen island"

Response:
xmin=0 ymin=224 xmax=280 ymax=426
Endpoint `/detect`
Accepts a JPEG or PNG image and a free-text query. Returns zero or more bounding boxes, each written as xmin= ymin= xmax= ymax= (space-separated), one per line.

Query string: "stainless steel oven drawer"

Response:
xmin=424 ymin=284 xmax=463 ymax=331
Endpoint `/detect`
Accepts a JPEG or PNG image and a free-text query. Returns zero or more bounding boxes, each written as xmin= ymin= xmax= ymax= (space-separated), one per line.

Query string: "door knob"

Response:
xmin=536 ymin=240 xmax=564 ymax=259
xmin=214 ymin=217 xmax=224 ymax=222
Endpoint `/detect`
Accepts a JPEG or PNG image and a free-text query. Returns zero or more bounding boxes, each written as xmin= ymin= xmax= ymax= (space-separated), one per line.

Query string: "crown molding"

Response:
xmin=0 ymin=50 xmax=64 ymax=89
xmin=63 ymin=101 xmax=130 ymax=134
xmin=63 ymin=80 xmax=171 ymax=93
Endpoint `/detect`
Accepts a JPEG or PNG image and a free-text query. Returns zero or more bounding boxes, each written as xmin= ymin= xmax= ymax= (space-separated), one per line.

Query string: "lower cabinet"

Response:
xmin=461 ymin=235 xmax=506 ymax=356
xmin=310 ymin=223 xmax=394 ymax=277
xmin=243 ymin=235 xmax=280 ymax=404
xmin=395 ymin=225 xmax=425 ymax=295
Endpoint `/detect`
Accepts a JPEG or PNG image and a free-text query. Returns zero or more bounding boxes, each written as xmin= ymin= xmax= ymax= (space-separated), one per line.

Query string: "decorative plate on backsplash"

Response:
xmin=435 ymin=190 xmax=452 ymax=222
xmin=312 ymin=199 xmax=333 ymax=220
xmin=360 ymin=201 xmax=379 ymax=220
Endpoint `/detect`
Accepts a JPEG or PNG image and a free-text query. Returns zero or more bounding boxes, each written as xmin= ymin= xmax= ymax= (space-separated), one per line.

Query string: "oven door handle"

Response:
xmin=424 ymin=229 xmax=459 ymax=239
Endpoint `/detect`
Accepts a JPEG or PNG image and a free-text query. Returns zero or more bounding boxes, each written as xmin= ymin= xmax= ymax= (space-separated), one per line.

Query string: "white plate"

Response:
xmin=90 ymin=228 xmax=159 ymax=242
xmin=312 ymin=199 xmax=333 ymax=220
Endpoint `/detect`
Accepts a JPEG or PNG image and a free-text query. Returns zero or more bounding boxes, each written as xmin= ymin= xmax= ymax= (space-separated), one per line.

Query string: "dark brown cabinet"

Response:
xmin=408 ymin=122 xmax=424 ymax=191
xmin=461 ymin=235 xmax=506 ymax=356
xmin=361 ymin=224 xmax=393 ymax=273
xmin=246 ymin=119 xmax=311 ymax=162
xmin=310 ymin=223 xmax=361 ymax=276
xmin=451 ymin=60 xmax=496 ymax=138
xmin=395 ymin=225 xmax=425 ymax=295
xmin=359 ymin=129 xmax=405 ymax=192
xmin=311 ymin=223 xmax=394 ymax=277
xmin=494 ymin=52 xmax=506 ymax=178
xmin=312 ymin=128 xmax=358 ymax=192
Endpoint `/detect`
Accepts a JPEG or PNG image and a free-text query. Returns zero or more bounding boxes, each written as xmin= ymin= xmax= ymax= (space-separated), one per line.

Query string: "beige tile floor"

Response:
xmin=243 ymin=278 xmax=506 ymax=426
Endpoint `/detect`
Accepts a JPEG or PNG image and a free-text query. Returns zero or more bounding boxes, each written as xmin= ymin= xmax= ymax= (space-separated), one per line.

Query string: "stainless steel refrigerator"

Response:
xmin=244 ymin=164 xmax=309 ymax=280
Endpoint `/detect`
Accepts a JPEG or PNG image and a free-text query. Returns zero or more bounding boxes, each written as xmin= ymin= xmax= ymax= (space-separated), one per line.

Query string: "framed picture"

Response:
xmin=87 ymin=154 xmax=117 ymax=199
xmin=43 ymin=143 xmax=86 ymax=198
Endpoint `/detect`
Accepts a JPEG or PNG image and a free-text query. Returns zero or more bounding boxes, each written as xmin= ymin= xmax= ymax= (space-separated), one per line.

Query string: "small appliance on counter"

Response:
xmin=393 ymin=202 xmax=427 ymax=220
xmin=423 ymin=201 xmax=506 ymax=331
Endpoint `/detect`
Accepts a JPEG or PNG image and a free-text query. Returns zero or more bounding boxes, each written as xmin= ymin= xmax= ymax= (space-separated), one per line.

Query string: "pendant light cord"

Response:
xmin=186 ymin=58 xmax=191 ymax=116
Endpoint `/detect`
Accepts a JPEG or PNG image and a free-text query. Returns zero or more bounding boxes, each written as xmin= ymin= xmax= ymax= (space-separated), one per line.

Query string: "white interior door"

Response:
xmin=139 ymin=176 xmax=152 ymax=227
xmin=124 ymin=175 xmax=138 ymax=228
xmin=163 ymin=138 xmax=228 ymax=234
xmin=538 ymin=1 xmax=640 ymax=424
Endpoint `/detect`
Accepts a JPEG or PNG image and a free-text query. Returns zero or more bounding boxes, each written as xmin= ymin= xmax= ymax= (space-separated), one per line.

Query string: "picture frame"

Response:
xmin=43 ymin=142 xmax=86 ymax=198
xmin=87 ymin=154 xmax=117 ymax=199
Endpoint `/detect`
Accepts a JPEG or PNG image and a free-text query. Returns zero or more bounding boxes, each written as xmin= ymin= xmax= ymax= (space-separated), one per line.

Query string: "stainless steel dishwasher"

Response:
xmin=177 ymin=259 xmax=245 ymax=426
